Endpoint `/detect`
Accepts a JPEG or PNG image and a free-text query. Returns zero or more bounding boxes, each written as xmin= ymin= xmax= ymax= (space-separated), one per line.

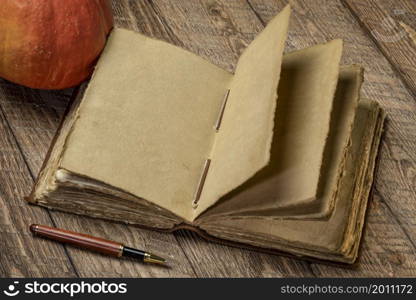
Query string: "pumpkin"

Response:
xmin=0 ymin=0 xmax=113 ymax=90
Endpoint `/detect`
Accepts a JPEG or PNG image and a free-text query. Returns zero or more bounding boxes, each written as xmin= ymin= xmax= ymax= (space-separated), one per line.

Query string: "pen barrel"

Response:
xmin=30 ymin=224 xmax=123 ymax=257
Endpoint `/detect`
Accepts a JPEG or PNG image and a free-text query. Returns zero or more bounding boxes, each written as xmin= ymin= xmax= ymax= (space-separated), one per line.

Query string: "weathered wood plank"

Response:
xmin=115 ymin=0 xmax=252 ymax=72
xmin=1 ymin=0 xmax=314 ymax=277
xmin=248 ymin=0 xmax=416 ymax=277
xmin=176 ymin=230 xmax=315 ymax=277
xmin=2 ymin=0 xmax=415 ymax=277
xmin=343 ymin=0 xmax=416 ymax=98
xmin=0 ymin=82 xmax=76 ymax=277
xmin=401 ymin=22 xmax=416 ymax=44
xmin=0 ymin=2 xmax=197 ymax=278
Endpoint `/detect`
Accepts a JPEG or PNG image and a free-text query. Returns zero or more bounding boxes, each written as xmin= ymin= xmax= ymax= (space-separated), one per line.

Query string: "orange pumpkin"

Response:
xmin=0 ymin=0 xmax=113 ymax=90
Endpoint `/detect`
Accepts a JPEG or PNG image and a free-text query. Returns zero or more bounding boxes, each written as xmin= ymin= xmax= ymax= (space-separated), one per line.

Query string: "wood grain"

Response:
xmin=401 ymin=22 xmax=416 ymax=45
xmin=248 ymin=0 xmax=416 ymax=277
xmin=343 ymin=0 xmax=416 ymax=99
xmin=0 ymin=2 xmax=197 ymax=278
xmin=0 ymin=82 xmax=75 ymax=277
xmin=0 ymin=0 xmax=415 ymax=277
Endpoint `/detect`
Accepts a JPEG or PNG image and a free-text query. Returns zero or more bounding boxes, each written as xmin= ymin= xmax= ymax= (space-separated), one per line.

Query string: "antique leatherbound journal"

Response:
xmin=28 ymin=6 xmax=385 ymax=264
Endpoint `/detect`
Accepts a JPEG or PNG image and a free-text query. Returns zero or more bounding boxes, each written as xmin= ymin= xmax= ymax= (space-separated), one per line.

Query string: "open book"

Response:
xmin=28 ymin=6 xmax=385 ymax=264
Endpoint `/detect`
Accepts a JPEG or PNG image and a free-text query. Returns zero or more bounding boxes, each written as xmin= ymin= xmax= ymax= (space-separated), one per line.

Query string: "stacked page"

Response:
xmin=28 ymin=5 xmax=384 ymax=264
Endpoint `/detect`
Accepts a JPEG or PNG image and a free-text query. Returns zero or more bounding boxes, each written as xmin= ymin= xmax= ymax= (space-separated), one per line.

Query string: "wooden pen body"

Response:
xmin=30 ymin=224 xmax=123 ymax=257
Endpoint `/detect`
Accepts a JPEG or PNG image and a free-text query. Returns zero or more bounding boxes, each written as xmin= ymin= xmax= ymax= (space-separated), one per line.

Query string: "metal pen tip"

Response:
xmin=143 ymin=252 xmax=166 ymax=264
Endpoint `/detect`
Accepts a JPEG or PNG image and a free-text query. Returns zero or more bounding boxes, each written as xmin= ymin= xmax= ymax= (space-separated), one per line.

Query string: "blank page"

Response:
xmin=197 ymin=43 xmax=349 ymax=220
xmin=60 ymin=28 xmax=232 ymax=221
xmin=194 ymin=5 xmax=291 ymax=217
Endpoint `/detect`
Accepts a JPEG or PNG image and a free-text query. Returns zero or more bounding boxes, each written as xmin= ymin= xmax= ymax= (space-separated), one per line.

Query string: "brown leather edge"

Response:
xmin=167 ymin=224 xmax=358 ymax=269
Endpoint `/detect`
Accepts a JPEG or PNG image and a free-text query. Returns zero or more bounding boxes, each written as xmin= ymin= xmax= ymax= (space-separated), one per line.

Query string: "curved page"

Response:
xmin=194 ymin=5 xmax=291 ymax=217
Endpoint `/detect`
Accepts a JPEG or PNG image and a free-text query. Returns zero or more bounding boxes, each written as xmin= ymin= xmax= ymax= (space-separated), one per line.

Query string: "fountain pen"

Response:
xmin=30 ymin=224 xmax=166 ymax=265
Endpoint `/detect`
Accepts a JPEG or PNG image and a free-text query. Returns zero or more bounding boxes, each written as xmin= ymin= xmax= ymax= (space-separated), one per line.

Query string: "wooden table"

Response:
xmin=0 ymin=0 xmax=415 ymax=277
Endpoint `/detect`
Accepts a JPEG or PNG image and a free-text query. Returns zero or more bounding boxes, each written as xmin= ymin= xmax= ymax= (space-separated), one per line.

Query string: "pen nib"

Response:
xmin=144 ymin=252 xmax=166 ymax=264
